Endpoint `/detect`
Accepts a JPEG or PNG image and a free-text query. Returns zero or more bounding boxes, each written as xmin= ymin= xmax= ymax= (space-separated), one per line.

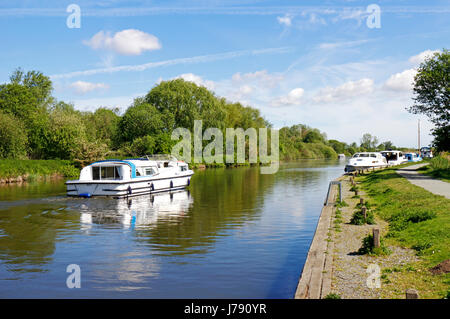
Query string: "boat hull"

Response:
xmin=344 ymin=164 xmax=387 ymax=173
xmin=66 ymin=173 xmax=193 ymax=198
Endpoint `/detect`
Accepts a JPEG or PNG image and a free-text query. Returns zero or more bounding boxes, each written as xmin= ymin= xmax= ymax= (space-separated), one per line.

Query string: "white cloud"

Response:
xmin=318 ymin=39 xmax=371 ymax=50
xmin=313 ymin=78 xmax=374 ymax=103
xmin=409 ymin=49 xmax=440 ymax=65
xmin=69 ymin=81 xmax=109 ymax=95
xmin=383 ymin=68 xmax=416 ymax=92
xmin=271 ymin=88 xmax=304 ymax=106
xmin=277 ymin=15 xmax=292 ymax=26
xmin=83 ymin=29 xmax=162 ymax=56
xmin=50 ymin=47 xmax=291 ymax=79
xmin=173 ymin=73 xmax=216 ymax=90
xmin=232 ymin=70 xmax=284 ymax=89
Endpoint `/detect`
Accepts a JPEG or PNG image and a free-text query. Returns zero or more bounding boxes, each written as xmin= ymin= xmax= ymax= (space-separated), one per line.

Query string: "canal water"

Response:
xmin=0 ymin=160 xmax=344 ymax=298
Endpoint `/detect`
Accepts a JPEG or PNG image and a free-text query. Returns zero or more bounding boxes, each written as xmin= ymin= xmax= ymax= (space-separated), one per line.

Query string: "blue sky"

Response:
xmin=1 ymin=0 xmax=449 ymax=147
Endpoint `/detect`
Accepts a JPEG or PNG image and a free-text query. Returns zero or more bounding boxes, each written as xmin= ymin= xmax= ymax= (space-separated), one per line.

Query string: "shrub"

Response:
xmin=412 ymin=240 xmax=433 ymax=256
xmin=358 ymin=234 xmax=391 ymax=256
xmin=350 ymin=208 xmax=375 ymax=225
xmin=0 ymin=111 xmax=28 ymax=159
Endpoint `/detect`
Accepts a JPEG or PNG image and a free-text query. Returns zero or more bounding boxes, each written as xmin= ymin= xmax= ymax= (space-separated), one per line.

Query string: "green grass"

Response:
xmin=356 ymin=166 xmax=450 ymax=298
xmin=417 ymin=155 xmax=450 ymax=183
xmin=0 ymin=159 xmax=79 ymax=180
xmin=358 ymin=168 xmax=450 ymax=265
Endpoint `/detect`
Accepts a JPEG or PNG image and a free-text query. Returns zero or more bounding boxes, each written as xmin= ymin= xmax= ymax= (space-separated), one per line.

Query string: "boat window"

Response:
xmin=370 ymin=154 xmax=376 ymax=158
xmin=92 ymin=167 xmax=100 ymax=180
xmin=180 ymin=166 xmax=187 ymax=172
xmin=144 ymin=167 xmax=156 ymax=176
xmin=92 ymin=166 xmax=120 ymax=180
xmin=101 ymin=166 xmax=116 ymax=180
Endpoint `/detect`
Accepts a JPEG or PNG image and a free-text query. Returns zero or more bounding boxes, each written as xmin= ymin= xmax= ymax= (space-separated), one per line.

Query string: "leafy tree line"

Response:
xmin=0 ymin=68 xmax=389 ymax=164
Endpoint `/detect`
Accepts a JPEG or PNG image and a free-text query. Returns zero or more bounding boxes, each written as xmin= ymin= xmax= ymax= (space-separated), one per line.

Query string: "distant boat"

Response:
xmin=380 ymin=150 xmax=408 ymax=166
xmin=66 ymin=155 xmax=194 ymax=198
xmin=338 ymin=154 xmax=346 ymax=160
xmin=420 ymin=147 xmax=433 ymax=159
xmin=405 ymin=153 xmax=422 ymax=162
xmin=344 ymin=152 xmax=387 ymax=173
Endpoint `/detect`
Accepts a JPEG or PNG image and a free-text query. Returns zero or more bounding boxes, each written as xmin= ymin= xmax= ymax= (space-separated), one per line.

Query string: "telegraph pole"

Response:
xmin=418 ymin=119 xmax=421 ymax=153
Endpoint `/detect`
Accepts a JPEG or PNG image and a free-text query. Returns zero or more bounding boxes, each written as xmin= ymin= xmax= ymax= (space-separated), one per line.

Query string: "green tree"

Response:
xmin=360 ymin=133 xmax=379 ymax=151
xmin=118 ymin=101 xmax=165 ymax=143
xmin=83 ymin=107 xmax=120 ymax=147
xmin=44 ymin=109 xmax=87 ymax=160
xmin=0 ymin=111 xmax=28 ymax=159
xmin=145 ymin=79 xmax=226 ymax=131
xmin=408 ymin=49 xmax=449 ymax=151
xmin=328 ymin=139 xmax=347 ymax=154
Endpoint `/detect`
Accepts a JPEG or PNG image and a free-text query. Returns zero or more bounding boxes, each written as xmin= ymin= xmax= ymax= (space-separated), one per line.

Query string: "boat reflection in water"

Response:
xmin=78 ymin=190 xmax=193 ymax=230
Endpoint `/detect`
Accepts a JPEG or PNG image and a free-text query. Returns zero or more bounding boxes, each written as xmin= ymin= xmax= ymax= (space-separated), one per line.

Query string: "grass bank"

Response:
xmin=0 ymin=159 xmax=79 ymax=182
xmin=417 ymin=154 xmax=450 ymax=183
xmin=356 ymin=167 xmax=450 ymax=298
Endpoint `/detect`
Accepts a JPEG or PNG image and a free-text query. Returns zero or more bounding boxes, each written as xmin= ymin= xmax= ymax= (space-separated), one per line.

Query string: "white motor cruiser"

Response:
xmin=344 ymin=152 xmax=387 ymax=173
xmin=380 ymin=150 xmax=408 ymax=166
xmin=66 ymin=155 xmax=194 ymax=198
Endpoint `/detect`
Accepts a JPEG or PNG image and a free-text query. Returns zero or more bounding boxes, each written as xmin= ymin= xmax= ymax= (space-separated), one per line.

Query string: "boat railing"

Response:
xmin=137 ymin=154 xmax=177 ymax=162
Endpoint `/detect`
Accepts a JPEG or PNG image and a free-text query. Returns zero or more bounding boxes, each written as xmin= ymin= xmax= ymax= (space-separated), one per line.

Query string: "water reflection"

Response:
xmin=78 ymin=190 xmax=193 ymax=229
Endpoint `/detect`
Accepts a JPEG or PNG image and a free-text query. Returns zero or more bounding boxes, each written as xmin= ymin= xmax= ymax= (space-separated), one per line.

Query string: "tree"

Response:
xmin=360 ymin=133 xmax=379 ymax=151
xmin=145 ymin=79 xmax=226 ymax=131
xmin=44 ymin=109 xmax=87 ymax=160
xmin=0 ymin=111 xmax=28 ymax=159
xmin=117 ymin=101 xmax=165 ymax=143
xmin=83 ymin=107 xmax=120 ymax=148
xmin=407 ymin=49 xmax=449 ymax=151
xmin=328 ymin=139 xmax=347 ymax=154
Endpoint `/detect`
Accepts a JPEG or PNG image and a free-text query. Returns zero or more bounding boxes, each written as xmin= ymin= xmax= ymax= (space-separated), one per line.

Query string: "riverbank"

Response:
xmin=296 ymin=163 xmax=450 ymax=299
xmin=0 ymin=159 xmax=79 ymax=183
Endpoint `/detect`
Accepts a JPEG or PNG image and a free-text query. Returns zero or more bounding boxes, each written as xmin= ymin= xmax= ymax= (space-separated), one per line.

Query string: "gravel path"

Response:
xmin=330 ymin=177 xmax=419 ymax=299
xmin=396 ymin=163 xmax=450 ymax=199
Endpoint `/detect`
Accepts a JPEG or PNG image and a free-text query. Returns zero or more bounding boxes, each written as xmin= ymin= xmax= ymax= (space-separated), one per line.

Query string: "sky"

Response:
xmin=1 ymin=0 xmax=449 ymax=148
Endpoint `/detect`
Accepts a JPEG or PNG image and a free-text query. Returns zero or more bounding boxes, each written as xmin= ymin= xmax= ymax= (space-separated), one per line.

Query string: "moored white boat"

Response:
xmin=344 ymin=152 xmax=387 ymax=173
xmin=420 ymin=147 xmax=433 ymax=159
xmin=405 ymin=152 xmax=422 ymax=162
xmin=66 ymin=155 xmax=194 ymax=198
xmin=380 ymin=150 xmax=408 ymax=166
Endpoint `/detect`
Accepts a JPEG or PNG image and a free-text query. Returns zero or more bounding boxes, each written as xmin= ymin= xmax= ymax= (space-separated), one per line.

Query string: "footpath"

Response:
xmin=396 ymin=163 xmax=450 ymax=199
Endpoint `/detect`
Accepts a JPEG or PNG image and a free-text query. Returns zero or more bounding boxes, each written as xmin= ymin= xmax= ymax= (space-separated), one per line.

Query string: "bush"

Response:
xmin=44 ymin=110 xmax=87 ymax=160
xmin=0 ymin=111 xmax=28 ymax=159
xmin=388 ymin=209 xmax=437 ymax=232
xmin=358 ymin=234 xmax=391 ymax=256
xmin=130 ymin=135 xmax=156 ymax=156
xmin=412 ymin=240 xmax=433 ymax=256
xmin=350 ymin=208 xmax=375 ymax=225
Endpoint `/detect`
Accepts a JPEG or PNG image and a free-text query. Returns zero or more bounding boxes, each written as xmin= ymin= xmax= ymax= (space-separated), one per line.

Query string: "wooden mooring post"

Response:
xmin=360 ymin=197 xmax=364 ymax=205
xmin=405 ymin=289 xmax=419 ymax=299
xmin=362 ymin=206 xmax=367 ymax=220
xmin=372 ymin=228 xmax=380 ymax=248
